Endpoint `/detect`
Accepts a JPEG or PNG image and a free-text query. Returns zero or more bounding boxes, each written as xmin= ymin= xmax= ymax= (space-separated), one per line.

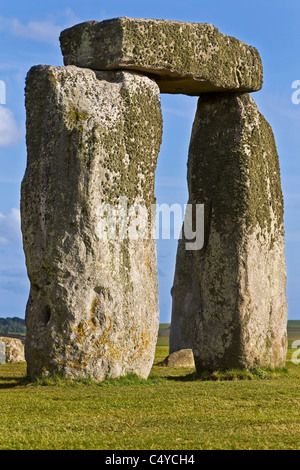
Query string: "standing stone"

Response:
xmin=0 ymin=337 xmax=25 ymax=363
xmin=60 ymin=18 xmax=263 ymax=95
xmin=0 ymin=340 xmax=5 ymax=364
xmin=170 ymin=92 xmax=288 ymax=371
xmin=163 ymin=349 xmax=195 ymax=368
xmin=22 ymin=65 xmax=162 ymax=381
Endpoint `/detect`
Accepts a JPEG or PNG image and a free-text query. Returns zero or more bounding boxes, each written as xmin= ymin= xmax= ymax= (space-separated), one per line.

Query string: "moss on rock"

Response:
xmin=170 ymin=93 xmax=288 ymax=371
xmin=22 ymin=65 xmax=162 ymax=381
xmin=60 ymin=18 xmax=263 ymax=95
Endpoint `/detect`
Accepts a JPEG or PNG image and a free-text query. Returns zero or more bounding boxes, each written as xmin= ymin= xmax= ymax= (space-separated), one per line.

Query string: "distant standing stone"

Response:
xmin=0 ymin=340 xmax=5 ymax=364
xmin=170 ymin=93 xmax=288 ymax=371
xmin=163 ymin=349 xmax=195 ymax=368
xmin=60 ymin=18 xmax=263 ymax=95
xmin=0 ymin=337 xmax=25 ymax=363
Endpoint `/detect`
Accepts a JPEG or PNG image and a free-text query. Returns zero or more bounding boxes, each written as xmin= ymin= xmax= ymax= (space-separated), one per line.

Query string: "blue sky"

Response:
xmin=0 ymin=0 xmax=299 ymax=322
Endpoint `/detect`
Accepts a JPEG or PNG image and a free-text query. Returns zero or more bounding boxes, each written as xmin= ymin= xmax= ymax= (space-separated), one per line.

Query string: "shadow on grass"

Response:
xmin=0 ymin=372 xmax=167 ymax=389
xmin=0 ymin=375 xmax=31 ymax=389
xmin=163 ymin=367 xmax=290 ymax=382
xmin=0 ymin=366 xmax=290 ymax=389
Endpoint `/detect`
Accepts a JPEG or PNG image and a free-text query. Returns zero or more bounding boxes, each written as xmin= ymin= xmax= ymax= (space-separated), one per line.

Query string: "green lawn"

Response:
xmin=0 ymin=342 xmax=300 ymax=450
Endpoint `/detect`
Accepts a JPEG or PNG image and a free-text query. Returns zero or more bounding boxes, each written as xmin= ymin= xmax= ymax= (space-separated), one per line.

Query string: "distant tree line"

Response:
xmin=0 ymin=317 xmax=26 ymax=334
xmin=157 ymin=324 xmax=170 ymax=337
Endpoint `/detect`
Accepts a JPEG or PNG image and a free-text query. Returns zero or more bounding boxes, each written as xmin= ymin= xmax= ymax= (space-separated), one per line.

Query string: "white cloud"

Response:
xmin=10 ymin=18 xmax=61 ymax=45
xmin=0 ymin=9 xmax=82 ymax=46
xmin=57 ymin=8 xmax=82 ymax=27
xmin=0 ymin=208 xmax=22 ymax=246
xmin=0 ymin=105 xmax=24 ymax=147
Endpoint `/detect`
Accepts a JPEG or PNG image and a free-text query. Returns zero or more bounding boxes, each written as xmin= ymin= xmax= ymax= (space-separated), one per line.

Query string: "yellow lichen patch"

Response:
xmin=90 ymin=296 xmax=101 ymax=314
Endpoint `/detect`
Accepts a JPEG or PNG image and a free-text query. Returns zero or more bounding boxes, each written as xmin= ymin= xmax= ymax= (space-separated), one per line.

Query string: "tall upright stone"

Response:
xmin=170 ymin=93 xmax=288 ymax=370
xmin=22 ymin=65 xmax=162 ymax=380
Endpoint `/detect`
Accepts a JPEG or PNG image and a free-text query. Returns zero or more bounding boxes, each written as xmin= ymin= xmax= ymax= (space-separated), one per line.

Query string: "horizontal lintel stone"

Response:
xmin=60 ymin=17 xmax=263 ymax=96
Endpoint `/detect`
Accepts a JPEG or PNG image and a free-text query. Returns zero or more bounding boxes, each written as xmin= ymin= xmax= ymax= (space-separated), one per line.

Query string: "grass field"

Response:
xmin=0 ymin=324 xmax=299 ymax=450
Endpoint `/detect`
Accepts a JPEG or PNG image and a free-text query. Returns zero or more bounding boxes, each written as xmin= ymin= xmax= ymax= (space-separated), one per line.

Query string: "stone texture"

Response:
xmin=163 ymin=349 xmax=195 ymax=368
xmin=170 ymin=92 xmax=288 ymax=371
xmin=0 ymin=340 xmax=5 ymax=364
xmin=60 ymin=18 xmax=263 ymax=95
xmin=21 ymin=65 xmax=162 ymax=381
xmin=0 ymin=337 xmax=25 ymax=363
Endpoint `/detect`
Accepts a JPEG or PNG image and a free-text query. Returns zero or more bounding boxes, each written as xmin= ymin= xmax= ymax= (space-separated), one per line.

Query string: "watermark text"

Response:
xmin=95 ymin=197 xmax=204 ymax=251
xmin=291 ymin=80 xmax=300 ymax=105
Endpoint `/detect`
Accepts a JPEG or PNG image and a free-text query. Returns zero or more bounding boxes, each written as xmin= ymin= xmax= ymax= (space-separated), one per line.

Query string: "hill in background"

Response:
xmin=0 ymin=318 xmax=299 ymax=346
xmin=0 ymin=317 xmax=26 ymax=335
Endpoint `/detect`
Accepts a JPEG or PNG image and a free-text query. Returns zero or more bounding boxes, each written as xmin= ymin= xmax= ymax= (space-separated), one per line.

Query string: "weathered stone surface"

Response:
xmin=0 ymin=340 xmax=5 ymax=364
xmin=21 ymin=65 xmax=162 ymax=381
xmin=0 ymin=337 xmax=25 ymax=363
xmin=170 ymin=93 xmax=288 ymax=371
xmin=60 ymin=18 xmax=263 ymax=95
xmin=163 ymin=349 xmax=195 ymax=368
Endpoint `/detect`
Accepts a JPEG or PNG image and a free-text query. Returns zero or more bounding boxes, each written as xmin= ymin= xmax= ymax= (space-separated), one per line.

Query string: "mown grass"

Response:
xmin=0 ymin=342 xmax=300 ymax=450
